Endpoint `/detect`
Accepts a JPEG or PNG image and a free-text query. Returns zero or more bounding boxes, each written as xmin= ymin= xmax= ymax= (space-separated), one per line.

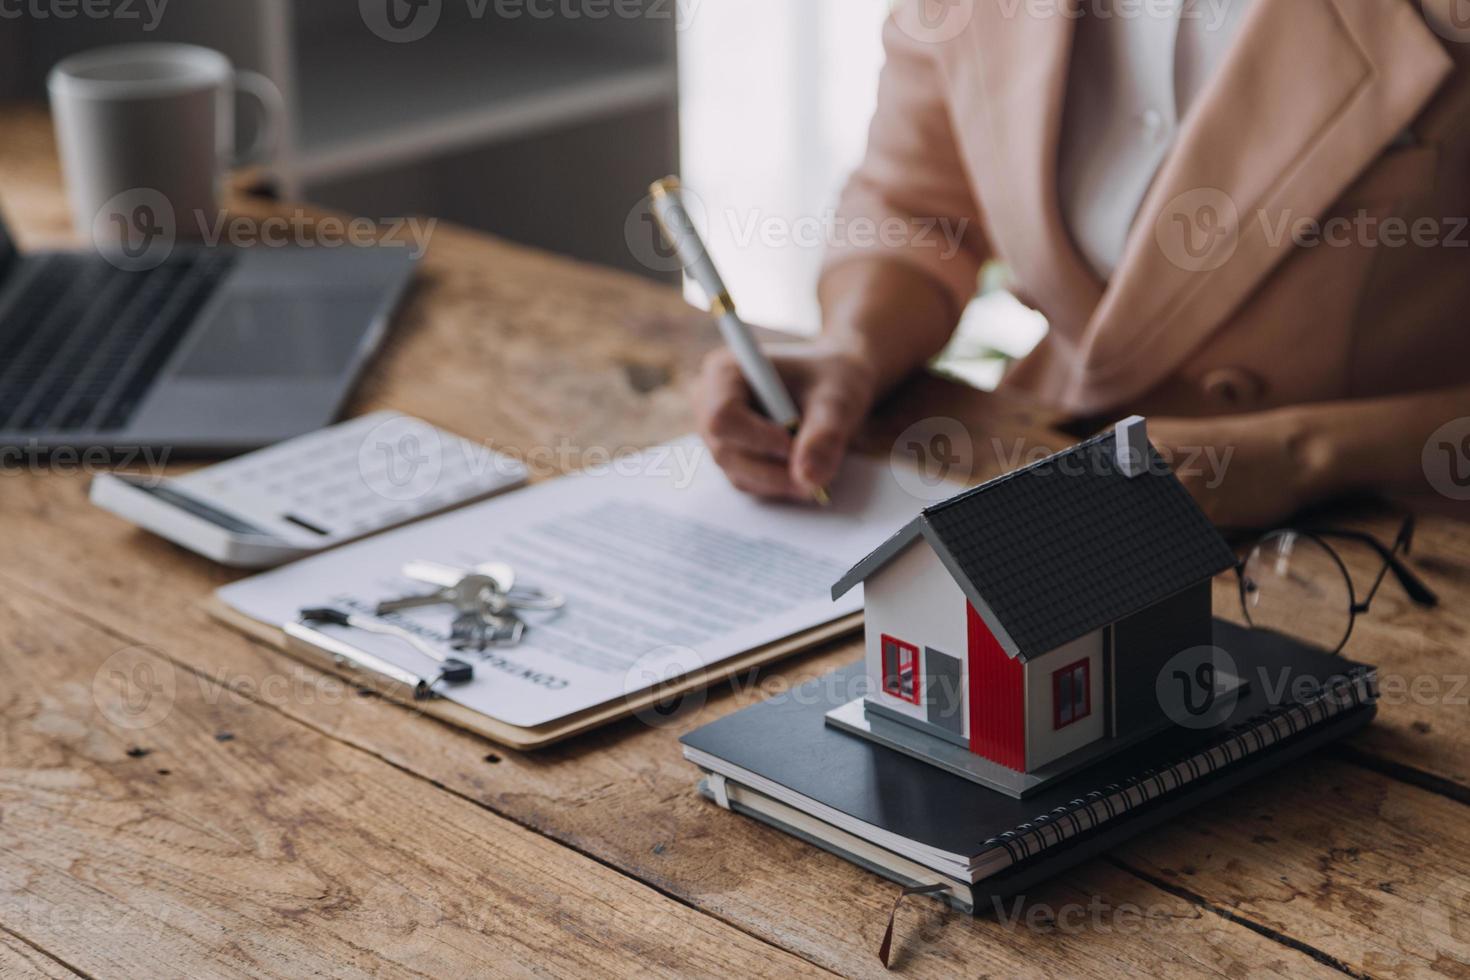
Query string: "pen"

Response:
xmin=298 ymin=607 xmax=474 ymax=691
xmin=648 ymin=176 xmax=830 ymax=505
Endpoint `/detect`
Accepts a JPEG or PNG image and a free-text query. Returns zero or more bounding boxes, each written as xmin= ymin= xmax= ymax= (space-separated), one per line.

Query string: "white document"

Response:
xmin=217 ymin=437 xmax=922 ymax=729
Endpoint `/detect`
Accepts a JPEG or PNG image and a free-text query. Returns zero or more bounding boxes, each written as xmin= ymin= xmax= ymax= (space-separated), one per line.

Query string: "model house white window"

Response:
xmin=1052 ymin=659 xmax=1091 ymax=729
xmin=881 ymin=635 xmax=920 ymax=705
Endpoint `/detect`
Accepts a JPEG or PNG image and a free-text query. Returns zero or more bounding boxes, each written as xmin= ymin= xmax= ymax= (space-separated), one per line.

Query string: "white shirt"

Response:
xmin=1059 ymin=0 xmax=1255 ymax=281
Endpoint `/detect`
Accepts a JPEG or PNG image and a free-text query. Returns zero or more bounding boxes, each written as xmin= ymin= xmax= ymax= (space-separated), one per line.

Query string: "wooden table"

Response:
xmin=2 ymin=104 xmax=1467 ymax=979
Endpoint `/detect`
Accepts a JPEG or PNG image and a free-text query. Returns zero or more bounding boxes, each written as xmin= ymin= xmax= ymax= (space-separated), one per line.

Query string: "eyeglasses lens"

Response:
xmin=1241 ymin=531 xmax=1353 ymax=653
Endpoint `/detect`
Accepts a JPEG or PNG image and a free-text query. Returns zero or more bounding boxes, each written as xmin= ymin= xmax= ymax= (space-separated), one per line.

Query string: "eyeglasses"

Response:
xmin=1235 ymin=515 xmax=1439 ymax=655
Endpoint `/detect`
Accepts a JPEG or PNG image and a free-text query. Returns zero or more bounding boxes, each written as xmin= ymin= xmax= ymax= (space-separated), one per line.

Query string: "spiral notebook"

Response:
xmin=680 ymin=621 xmax=1378 ymax=912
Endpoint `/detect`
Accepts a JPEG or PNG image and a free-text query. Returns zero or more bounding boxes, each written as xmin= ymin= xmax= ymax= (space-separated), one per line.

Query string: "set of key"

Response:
xmin=375 ymin=559 xmax=565 ymax=651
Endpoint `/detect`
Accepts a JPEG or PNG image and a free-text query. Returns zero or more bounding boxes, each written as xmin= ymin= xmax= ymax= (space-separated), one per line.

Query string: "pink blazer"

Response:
xmin=825 ymin=0 xmax=1470 ymax=419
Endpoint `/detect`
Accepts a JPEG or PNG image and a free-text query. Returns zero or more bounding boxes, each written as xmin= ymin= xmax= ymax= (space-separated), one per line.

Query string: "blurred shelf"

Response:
xmin=7 ymin=0 xmax=680 ymax=279
xmin=294 ymin=33 xmax=675 ymax=182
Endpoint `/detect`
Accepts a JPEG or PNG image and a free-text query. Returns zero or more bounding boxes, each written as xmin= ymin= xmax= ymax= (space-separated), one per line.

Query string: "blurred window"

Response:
xmin=679 ymin=1 xmax=1045 ymax=385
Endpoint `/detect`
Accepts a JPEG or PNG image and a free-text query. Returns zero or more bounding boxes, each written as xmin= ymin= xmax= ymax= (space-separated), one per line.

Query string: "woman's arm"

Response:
xmin=694 ymin=3 xmax=989 ymax=500
xmin=818 ymin=257 xmax=960 ymax=397
xmin=1150 ymin=385 xmax=1470 ymax=527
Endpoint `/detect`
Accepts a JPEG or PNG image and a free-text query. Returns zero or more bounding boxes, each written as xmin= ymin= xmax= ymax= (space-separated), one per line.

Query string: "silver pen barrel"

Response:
xmin=648 ymin=177 xmax=801 ymax=429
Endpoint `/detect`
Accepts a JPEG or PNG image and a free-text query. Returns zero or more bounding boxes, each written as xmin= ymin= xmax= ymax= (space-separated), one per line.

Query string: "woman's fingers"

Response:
xmin=791 ymin=376 xmax=866 ymax=493
xmin=695 ymin=351 xmax=795 ymax=460
xmin=709 ymin=445 xmax=806 ymax=500
xmin=694 ymin=343 xmax=876 ymax=502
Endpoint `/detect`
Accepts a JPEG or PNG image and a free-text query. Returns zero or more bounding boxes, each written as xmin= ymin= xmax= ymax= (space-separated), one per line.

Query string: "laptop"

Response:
xmin=0 ymin=203 xmax=417 ymax=453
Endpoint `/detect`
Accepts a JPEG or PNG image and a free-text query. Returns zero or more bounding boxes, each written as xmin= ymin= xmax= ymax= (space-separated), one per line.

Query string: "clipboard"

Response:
xmin=201 ymin=436 xmax=932 ymax=752
xmin=207 ymin=596 xmax=861 ymax=750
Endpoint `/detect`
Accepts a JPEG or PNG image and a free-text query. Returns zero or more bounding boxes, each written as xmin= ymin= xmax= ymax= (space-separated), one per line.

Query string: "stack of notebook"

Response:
xmin=681 ymin=621 xmax=1377 ymax=912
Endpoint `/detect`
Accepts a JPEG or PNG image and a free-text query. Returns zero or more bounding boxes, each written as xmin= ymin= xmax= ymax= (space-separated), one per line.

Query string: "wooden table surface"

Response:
xmin=1 ymin=104 xmax=1467 ymax=979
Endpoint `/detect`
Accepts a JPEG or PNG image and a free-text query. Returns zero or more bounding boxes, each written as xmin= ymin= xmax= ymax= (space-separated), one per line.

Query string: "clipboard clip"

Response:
xmin=292 ymin=607 xmax=474 ymax=699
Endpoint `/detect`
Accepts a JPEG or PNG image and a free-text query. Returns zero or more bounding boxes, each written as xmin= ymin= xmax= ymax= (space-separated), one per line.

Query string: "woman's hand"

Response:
xmin=1148 ymin=412 xmax=1330 ymax=529
xmin=693 ymin=341 xmax=879 ymax=501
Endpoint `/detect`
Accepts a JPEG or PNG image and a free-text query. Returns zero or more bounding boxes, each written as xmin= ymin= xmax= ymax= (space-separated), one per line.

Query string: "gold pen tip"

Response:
xmin=649 ymin=175 xmax=680 ymax=198
xmin=812 ymin=486 xmax=832 ymax=507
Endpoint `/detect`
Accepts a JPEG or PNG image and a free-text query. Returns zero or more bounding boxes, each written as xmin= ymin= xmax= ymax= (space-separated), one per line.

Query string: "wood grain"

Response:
xmin=0 ymin=933 xmax=81 ymax=979
xmin=1113 ymin=761 xmax=1470 ymax=978
xmin=3 ymin=103 xmax=1466 ymax=978
xmin=3 ymin=568 xmax=1342 ymax=980
xmin=0 ymin=587 xmax=833 ymax=979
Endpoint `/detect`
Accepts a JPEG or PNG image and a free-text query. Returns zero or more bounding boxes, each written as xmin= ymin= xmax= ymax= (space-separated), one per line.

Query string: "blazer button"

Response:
xmin=1200 ymin=368 xmax=1265 ymax=408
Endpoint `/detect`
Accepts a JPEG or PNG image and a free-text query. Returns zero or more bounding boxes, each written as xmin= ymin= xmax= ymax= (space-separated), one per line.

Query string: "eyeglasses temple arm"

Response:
xmin=1313 ymin=529 xmax=1439 ymax=609
xmin=1383 ymin=553 xmax=1437 ymax=607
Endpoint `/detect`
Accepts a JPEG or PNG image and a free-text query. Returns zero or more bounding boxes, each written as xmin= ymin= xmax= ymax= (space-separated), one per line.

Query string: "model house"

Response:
xmin=828 ymin=417 xmax=1238 ymax=796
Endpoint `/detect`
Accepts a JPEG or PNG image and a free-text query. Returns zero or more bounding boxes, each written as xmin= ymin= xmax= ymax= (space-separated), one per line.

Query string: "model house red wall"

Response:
xmin=967 ymin=603 xmax=1025 ymax=770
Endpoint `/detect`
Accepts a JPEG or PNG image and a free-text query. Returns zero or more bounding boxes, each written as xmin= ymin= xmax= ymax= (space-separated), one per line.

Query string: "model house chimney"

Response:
xmin=1115 ymin=415 xmax=1148 ymax=478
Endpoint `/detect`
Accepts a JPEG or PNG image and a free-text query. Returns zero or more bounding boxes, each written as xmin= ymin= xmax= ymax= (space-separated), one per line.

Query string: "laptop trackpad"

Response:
xmin=174 ymin=293 xmax=381 ymax=378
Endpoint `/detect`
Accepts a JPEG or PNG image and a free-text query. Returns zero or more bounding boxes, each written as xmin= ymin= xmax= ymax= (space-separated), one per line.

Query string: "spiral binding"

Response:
xmin=979 ymin=668 xmax=1379 ymax=868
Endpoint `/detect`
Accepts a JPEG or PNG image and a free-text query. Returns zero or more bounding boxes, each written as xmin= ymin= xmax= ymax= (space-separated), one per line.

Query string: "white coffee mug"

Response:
xmin=48 ymin=43 xmax=284 ymax=246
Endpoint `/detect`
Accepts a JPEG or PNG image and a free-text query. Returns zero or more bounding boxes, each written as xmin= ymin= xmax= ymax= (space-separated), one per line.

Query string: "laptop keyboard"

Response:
xmin=0 ymin=250 xmax=235 ymax=434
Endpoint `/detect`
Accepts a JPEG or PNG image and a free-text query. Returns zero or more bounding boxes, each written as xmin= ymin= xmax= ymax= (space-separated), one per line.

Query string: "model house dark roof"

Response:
xmin=832 ymin=426 xmax=1236 ymax=661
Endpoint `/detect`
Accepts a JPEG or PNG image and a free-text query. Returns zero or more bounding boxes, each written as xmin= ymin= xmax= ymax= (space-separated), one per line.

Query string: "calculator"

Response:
xmin=91 ymin=412 xmax=528 ymax=568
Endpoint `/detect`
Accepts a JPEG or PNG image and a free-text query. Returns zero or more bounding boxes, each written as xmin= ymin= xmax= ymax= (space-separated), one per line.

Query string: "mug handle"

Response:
xmin=233 ymin=70 xmax=286 ymax=169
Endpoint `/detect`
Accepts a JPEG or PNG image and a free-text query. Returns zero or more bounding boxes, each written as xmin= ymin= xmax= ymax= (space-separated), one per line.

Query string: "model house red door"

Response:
xmin=967 ymin=604 xmax=1025 ymax=770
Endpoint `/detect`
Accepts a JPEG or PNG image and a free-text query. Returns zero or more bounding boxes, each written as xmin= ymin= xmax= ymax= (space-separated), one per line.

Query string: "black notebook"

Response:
xmin=680 ymin=620 xmax=1377 ymax=911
